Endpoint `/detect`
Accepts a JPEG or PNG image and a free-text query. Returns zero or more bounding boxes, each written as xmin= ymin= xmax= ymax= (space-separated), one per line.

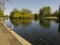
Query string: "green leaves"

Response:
xmin=0 ymin=7 xmax=4 ymax=16
xmin=21 ymin=8 xmax=32 ymax=15
xmin=10 ymin=8 xmax=32 ymax=19
xmin=53 ymin=10 xmax=59 ymax=16
xmin=39 ymin=6 xmax=51 ymax=17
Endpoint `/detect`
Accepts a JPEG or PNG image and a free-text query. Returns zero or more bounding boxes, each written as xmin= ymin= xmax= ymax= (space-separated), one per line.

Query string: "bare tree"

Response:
xmin=0 ymin=0 xmax=9 ymax=10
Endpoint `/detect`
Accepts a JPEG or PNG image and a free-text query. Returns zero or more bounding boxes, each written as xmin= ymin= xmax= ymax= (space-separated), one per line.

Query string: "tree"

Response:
xmin=0 ymin=0 xmax=10 ymax=16
xmin=0 ymin=0 xmax=9 ymax=10
xmin=21 ymin=8 xmax=33 ymax=19
xmin=10 ymin=8 xmax=21 ymax=18
xmin=0 ymin=7 xmax=4 ymax=16
xmin=21 ymin=8 xmax=32 ymax=15
xmin=10 ymin=8 xmax=33 ymax=19
xmin=53 ymin=10 xmax=59 ymax=17
xmin=34 ymin=13 xmax=39 ymax=21
xmin=39 ymin=6 xmax=51 ymax=17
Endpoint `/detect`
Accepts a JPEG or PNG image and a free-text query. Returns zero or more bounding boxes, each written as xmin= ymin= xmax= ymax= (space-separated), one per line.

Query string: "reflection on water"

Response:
xmin=4 ymin=18 xmax=60 ymax=45
xmin=39 ymin=18 xmax=51 ymax=28
xmin=10 ymin=19 xmax=32 ymax=27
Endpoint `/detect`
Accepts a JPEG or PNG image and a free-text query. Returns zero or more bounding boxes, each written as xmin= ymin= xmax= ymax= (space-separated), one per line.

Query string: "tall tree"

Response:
xmin=53 ymin=10 xmax=59 ymax=17
xmin=39 ymin=6 xmax=51 ymax=17
xmin=10 ymin=8 xmax=21 ymax=18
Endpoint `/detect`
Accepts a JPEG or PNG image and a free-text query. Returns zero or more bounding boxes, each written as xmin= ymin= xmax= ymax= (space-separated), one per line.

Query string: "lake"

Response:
xmin=4 ymin=18 xmax=60 ymax=45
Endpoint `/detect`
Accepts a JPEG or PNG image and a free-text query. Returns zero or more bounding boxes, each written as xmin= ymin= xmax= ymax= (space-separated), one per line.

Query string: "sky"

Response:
xmin=4 ymin=0 xmax=60 ymax=15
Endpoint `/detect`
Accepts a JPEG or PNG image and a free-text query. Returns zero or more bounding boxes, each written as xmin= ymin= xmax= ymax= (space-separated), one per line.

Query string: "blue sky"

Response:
xmin=4 ymin=0 xmax=60 ymax=15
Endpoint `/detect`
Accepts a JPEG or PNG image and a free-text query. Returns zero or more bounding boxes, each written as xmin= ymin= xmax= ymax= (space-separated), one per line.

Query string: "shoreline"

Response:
xmin=1 ymin=19 xmax=32 ymax=45
xmin=43 ymin=17 xmax=57 ymax=19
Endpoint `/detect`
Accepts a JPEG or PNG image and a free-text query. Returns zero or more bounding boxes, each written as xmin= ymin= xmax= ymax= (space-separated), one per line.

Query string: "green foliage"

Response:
xmin=23 ymin=14 xmax=33 ymax=19
xmin=53 ymin=10 xmax=59 ymax=17
xmin=21 ymin=8 xmax=32 ymax=15
xmin=0 ymin=7 xmax=4 ymax=16
xmin=10 ymin=8 xmax=32 ymax=19
xmin=10 ymin=8 xmax=22 ymax=18
xmin=39 ymin=6 xmax=51 ymax=17
xmin=34 ymin=13 xmax=39 ymax=21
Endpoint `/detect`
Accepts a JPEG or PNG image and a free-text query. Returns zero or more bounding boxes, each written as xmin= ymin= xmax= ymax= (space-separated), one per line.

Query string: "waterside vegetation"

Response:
xmin=0 ymin=6 xmax=59 ymax=19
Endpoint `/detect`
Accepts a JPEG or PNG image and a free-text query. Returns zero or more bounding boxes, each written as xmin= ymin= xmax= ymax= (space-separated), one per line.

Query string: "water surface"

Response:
xmin=4 ymin=18 xmax=60 ymax=45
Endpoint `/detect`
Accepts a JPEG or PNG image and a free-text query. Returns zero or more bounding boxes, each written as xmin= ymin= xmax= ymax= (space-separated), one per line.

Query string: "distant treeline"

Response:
xmin=0 ymin=6 xmax=59 ymax=19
